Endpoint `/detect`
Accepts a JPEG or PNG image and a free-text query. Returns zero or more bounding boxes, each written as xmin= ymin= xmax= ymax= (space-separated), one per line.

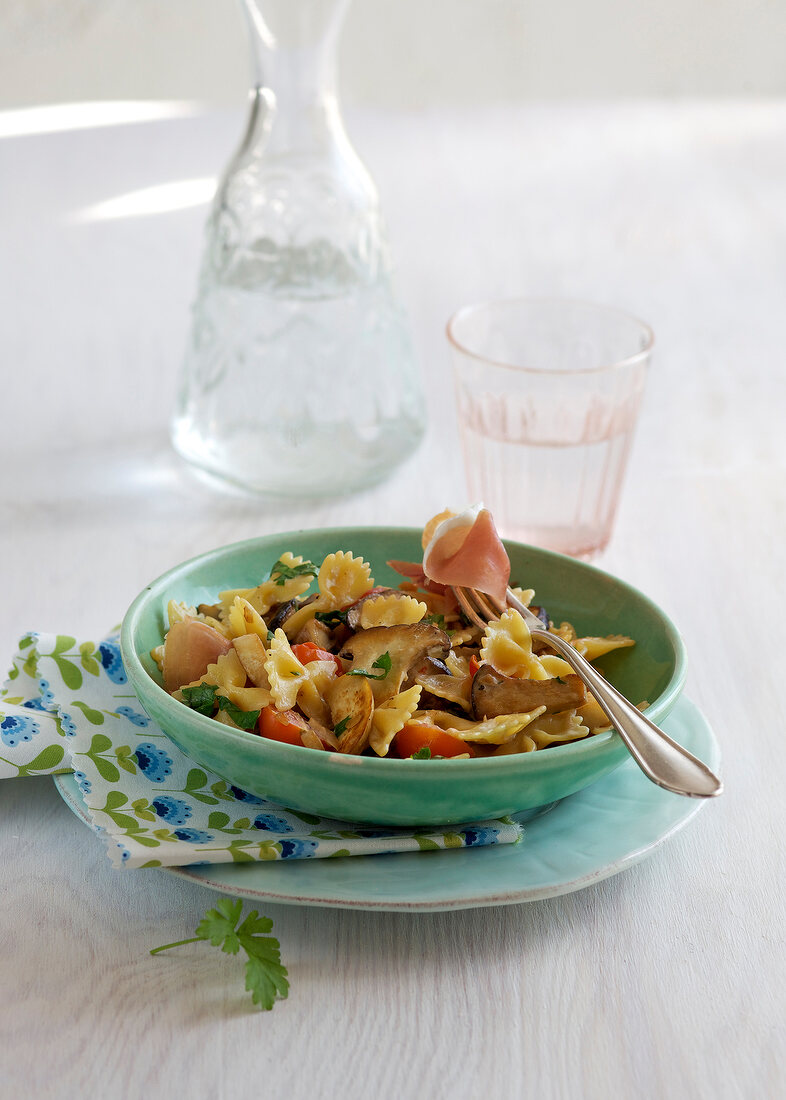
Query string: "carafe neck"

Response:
xmin=240 ymin=0 xmax=349 ymax=150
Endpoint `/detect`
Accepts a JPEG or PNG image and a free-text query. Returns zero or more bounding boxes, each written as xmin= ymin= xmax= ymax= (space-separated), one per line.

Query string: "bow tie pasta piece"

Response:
xmin=445 ymin=651 xmax=471 ymax=678
xmin=198 ymin=649 xmax=247 ymax=690
xmin=442 ymin=707 xmax=547 ymax=745
xmin=296 ymin=659 xmax=343 ymax=729
xmin=538 ymin=654 xmax=576 ymax=680
xmin=226 ymin=596 xmax=269 ymax=642
xmin=411 ymin=663 xmax=472 ymax=713
xmin=275 ymin=551 xmax=375 ymax=641
xmin=480 ymin=609 xmax=550 ymax=681
xmin=446 ymin=625 xmax=482 ymax=648
xmin=572 ymin=635 xmax=635 ymax=661
xmin=527 ymin=710 xmax=590 ymax=749
xmin=264 ymin=630 xmax=308 ymax=711
xmin=219 ymin=552 xmax=318 ymax=618
xmin=173 ymin=648 xmax=270 ymax=725
xmin=492 ymin=729 xmax=537 ymax=755
xmin=368 ymin=685 xmax=422 ymax=757
xmin=167 ymin=599 xmax=227 ymax=636
xmin=509 ymin=586 xmax=536 ymax=607
xmin=220 ymin=684 xmax=272 ymax=715
xmin=359 ymin=593 xmax=428 ymax=630
xmin=318 ymin=551 xmax=373 ymax=606
xmin=409 ymin=707 xmax=547 ymax=745
xmin=577 ymin=694 xmax=615 ymax=733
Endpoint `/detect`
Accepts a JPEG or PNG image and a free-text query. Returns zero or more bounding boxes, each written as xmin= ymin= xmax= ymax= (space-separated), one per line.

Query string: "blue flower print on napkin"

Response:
xmin=134 ymin=743 xmax=173 ymax=783
xmin=1 ymin=631 xmax=525 ymax=868
xmin=1 ymin=713 xmax=40 ymax=748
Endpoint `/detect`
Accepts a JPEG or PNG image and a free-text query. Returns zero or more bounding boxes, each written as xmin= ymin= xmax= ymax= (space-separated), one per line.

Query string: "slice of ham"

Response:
xmin=162 ymin=618 xmax=233 ymax=693
xmin=422 ymin=507 xmax=510 ymax=606
xmin=386 ymin=560 xmax=448 ymax=595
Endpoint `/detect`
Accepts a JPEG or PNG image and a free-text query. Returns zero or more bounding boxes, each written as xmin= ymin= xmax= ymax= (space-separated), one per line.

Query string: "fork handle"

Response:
xmin=530 ymin=628 xmax=722 ymax=798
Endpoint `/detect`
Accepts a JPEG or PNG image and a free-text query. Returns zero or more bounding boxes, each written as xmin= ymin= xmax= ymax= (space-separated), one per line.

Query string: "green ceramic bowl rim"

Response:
xmin=120 ymin=526 xmax=688 ymax=775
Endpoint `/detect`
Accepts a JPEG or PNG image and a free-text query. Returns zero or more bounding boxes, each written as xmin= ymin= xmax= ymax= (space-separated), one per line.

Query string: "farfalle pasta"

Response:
xmin=154 ymin=519 xmax=635 ymax=759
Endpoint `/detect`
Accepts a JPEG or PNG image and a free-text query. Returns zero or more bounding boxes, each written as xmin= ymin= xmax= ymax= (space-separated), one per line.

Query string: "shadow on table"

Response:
xmin=3 ymin=429 xmax=339 ymax=529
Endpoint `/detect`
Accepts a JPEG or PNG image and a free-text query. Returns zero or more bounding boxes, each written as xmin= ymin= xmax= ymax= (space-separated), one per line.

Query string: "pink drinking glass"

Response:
xmin=447 ymin=298 xmax=654 ymax=560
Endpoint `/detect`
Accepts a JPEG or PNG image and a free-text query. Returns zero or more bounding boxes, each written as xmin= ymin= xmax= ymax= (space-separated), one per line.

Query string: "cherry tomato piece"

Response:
xmin=290 ymin=642 xmax=344 ymax=676
xmin=258 ymin=706 xmax=308 ymax=746
xmin=394 ymin=721 xmax=475 ymax=759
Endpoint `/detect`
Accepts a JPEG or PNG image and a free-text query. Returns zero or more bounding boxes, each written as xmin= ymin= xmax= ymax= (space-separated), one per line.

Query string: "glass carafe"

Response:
xmin=172 ymin=0 xmax=426 ymax=496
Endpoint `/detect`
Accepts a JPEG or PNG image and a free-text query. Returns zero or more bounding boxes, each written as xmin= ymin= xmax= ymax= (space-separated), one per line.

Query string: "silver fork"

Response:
xmin=453 ymin=585 xmax=722 ymax=799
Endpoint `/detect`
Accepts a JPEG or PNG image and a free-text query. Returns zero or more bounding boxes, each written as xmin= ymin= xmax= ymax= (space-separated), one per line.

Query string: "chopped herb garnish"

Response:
xmin=348 ymin=652 xmax=392 ymax=681
xmin=181 ymin=685 xmax=260 ymax=730
xmin=411 ymin=745 xmax=432 ymax=759
xmin=333 ymin=716 xmax=351 ymax=737
xmin=150 ymin=897 xmax=288 ymax=1011
xmin=424 ymin=613 xmax=446 ymax=629
xmin=269 ymin=559 xmax=318 ymax=587
xmin=216 ymin=696 xmax=261 ymax=731
xmin=315 ymin=609 xmax=349 ymax=628
xmin=180 ymin=683 xmax=219 ymax=716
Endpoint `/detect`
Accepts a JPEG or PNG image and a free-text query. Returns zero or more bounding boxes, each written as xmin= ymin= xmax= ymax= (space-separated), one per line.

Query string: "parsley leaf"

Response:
xmin=333 ymin=716 xmax=350 ymax=737
xmin=150 ymin=896 xmax=289 ymax=1011
xmin=180 ymin=683 xmax=219 ymax=716
xmin=216 ymin=695 xmax=261 ymax=731
xmin=315 ymin=609 xmax=349 ymax=628
xmin=424 ymin=613 xmax=446 ymax=630
xmin=269 ymin=559 xmax=318 ymax=587
xmin=411 ymin=745 xmax=432 ymax=759
xmin=180 ymin=685 xmax=259 ymax=730
xmin=348 ymin=652 xmax=392 ymax=681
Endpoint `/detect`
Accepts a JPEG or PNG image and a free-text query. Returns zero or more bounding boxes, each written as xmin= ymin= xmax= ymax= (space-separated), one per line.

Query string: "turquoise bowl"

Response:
xmin=121 ymin=528 xmax=687 ymax=826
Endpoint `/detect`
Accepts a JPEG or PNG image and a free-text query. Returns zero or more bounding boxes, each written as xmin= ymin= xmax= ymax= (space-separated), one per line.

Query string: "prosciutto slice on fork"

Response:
xmin=421 ymin=506 xmax=510 ymax=606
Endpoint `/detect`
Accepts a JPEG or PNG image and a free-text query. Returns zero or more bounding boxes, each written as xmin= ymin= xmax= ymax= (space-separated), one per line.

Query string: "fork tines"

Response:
xmin=453 ymin=586 xmax=506 ymax=629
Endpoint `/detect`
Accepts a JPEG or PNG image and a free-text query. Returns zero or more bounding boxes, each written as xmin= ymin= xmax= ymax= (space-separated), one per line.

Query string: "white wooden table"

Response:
xmin=1 ymin=100 xmax=782 ymax=1099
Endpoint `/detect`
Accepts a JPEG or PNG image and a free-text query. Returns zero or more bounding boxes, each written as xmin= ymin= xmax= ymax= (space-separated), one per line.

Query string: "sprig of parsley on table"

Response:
xmin=150 ymin=897 xmax=289 ymax=1011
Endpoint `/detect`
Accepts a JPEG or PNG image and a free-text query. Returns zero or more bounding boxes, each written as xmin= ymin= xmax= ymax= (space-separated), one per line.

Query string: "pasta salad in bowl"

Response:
xmin=121 ymin=518 xmax=687 ymax=825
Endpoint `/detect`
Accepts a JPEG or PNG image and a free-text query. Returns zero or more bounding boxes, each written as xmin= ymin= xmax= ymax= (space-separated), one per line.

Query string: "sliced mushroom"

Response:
xmin=197 ymin=602 xmax=222 ymax=619
xmin=471 ymin=664 xmax=586 ymax=719
xmin=294 ymin=615 xmax=334 ymax=649
xmin=267 ymin=593 xmax=319 ymax=633
xmin=326 ymin=674 xmax=374 ymax=755
xmin=339 ymin=623 xmax=451 ymax=704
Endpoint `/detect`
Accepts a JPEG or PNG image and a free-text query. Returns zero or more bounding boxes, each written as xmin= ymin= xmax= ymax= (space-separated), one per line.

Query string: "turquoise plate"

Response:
xmin=54 ymin=695 xmax=719 ymax=912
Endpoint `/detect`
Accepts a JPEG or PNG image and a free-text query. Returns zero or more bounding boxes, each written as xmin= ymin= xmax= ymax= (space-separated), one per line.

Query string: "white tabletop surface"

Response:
xmin=1 ymin=99 xmax=783 ymax=1099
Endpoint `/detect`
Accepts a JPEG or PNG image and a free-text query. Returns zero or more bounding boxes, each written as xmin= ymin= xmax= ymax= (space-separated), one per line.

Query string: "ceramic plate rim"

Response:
xmin=54 ymin=695 xmax=720 ymax=912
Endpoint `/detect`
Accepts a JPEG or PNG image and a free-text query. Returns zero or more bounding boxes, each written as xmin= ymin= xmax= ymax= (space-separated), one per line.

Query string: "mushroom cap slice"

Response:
xmin=339 ymin=623 xmax=451 ymax=704
xmin=326 ymin=674 xmax=374 ymax=755
xmin=471 ymin=664 xmax=587 ymax=720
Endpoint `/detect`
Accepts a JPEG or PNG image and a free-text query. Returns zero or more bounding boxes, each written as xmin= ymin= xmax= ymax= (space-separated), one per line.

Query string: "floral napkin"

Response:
xmin=1 ymin=631 xmax=522 ymax=869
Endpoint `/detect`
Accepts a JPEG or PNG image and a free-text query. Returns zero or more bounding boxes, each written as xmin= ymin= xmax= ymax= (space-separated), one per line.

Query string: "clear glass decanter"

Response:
xmin=172 ymin=0 xmax=426 ymax=496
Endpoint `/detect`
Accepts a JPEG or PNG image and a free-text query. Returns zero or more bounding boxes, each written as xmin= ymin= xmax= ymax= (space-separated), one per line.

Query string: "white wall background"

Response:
xmin=0 ymin=0 xmax=784 ymax=110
